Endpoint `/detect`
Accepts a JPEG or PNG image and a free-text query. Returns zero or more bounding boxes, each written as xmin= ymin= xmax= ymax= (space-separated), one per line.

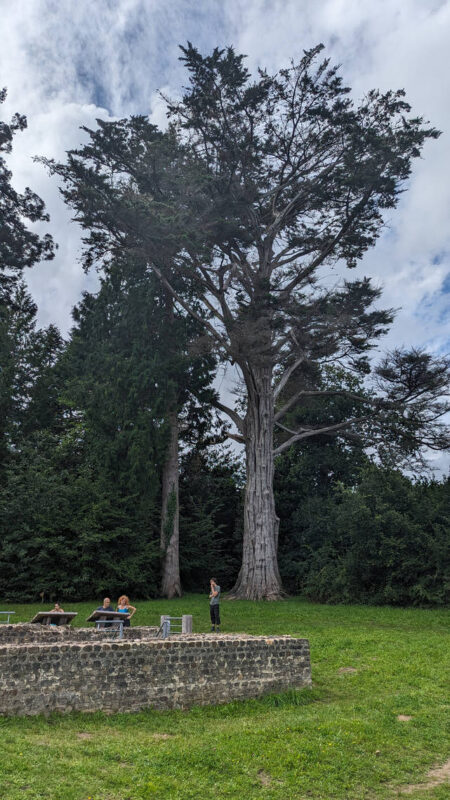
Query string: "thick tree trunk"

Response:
xmin=160 ymin=410 xmax=182 ymax=598
xmin=229 ymin=365 xmax=283 ymax=600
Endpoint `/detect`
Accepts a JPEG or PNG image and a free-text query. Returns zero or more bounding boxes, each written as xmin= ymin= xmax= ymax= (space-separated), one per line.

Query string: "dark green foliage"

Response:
xmin=277 ymin=461 xmax=449 ymax=606
xmin=0 ymin=268 xmax=165 ymax=601
xmin=275 ymin=371 xmax=449 ymax=608
xmin=0 ymin=429 xmax=160 ymax=602
xmin=0 ymin=432 xmax=84 ymax=600
xmin=179 ymin=448 xmax=243 ymax=591
xmin=64 ymin=266 xmax=168 ymax=491
xmin=57 ymin=264 xmax=177 ymax=599
xmin=0 ymin=249 xmax=219 ymax=601
xmin=0 ymin=88 xmax=54 ymax=291
xmin=0 ymin=278 xmax=157 ymax=601
xmin=0 ymin=282 xmax=64 ymax=480
xmin=0 ymin=263 xmax=165 ymax=601
xmin=1 ymin=61 xmax=448 ymax=606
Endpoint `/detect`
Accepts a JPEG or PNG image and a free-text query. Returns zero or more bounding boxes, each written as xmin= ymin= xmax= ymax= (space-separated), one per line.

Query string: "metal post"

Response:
xmin=160 ymin=615 xmax=171 ymax=639
xmin=181 ymin=615 xmax=193 ymax=634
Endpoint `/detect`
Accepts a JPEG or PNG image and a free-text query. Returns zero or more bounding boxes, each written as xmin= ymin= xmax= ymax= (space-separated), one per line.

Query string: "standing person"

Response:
xmin=116 ymin=595 xmax=136 ymax=628
xmin=209 ymin=578 xmax=221 ymax=632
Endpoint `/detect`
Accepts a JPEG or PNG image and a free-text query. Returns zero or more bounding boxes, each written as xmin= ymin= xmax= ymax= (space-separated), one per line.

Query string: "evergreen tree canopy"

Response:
xmin=40 ymin=45 xmax=448 ymax=599
xmin=0 ymin=282 xmax=63 ymax=480
xmin=0 ymin=88 xmax=55 ymax=292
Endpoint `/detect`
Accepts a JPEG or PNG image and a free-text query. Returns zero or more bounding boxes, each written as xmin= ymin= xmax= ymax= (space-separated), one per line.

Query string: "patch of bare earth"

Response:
xmin=397 ymin=715 xmax=413 ymax=722
xmin=338 ymin=667 xmax=358 ymax=674
xmin=76 ymin=732 xmax=93 ymax=740
xmin=151 ymin=733 xmax=174 ymax=740
xmin=257 ymin=770 xmax=272 ymax=787
xmin=397 ymin=758 xmax=450 ymax=795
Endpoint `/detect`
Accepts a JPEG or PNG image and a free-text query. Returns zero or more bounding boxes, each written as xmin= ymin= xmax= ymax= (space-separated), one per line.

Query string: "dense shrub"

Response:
xmin=278 ymin=465 xmax=449 ymax=606
xmin=0 ymin=432 xmax=160 ymax=602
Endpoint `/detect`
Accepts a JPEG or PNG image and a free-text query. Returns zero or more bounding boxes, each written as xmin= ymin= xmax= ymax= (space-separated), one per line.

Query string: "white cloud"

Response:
xmin=1 ymin=0 xmax=449 ymax=470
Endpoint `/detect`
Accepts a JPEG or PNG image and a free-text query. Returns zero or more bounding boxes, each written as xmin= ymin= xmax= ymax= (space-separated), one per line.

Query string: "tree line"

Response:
xmin=0 ymin=46 xmax=449 ymax=605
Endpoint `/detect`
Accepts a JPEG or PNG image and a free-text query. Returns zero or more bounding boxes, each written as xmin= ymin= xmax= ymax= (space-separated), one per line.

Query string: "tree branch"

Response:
xmin=210 ymin=398 xmax=245 ymax=433
xmin=227 ymin=431 xmax=245 ymax=444
xmin=273 ymin=356 xmax=305 ymax=399
xmin=277 ymin=189 xmax=375 ymax=302
xmin=264 ymin=158 xmax=341 ymax=242
xmin=273 ymin=415 xmax=371 ymax=456
xmin=275 ymin=419 xmax=363 ymax=443
xmin=274 ymin=388 xmax=376 ymax=421
xmin=150 ymin=261 xmax=233 ymax=356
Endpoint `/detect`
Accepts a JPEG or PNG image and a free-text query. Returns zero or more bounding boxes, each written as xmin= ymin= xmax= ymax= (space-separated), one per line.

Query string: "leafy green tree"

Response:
xmin=63 ymin=256 xmax=217 ymax=597
xmin=1 ymin=88 xmax=56 ymax=481
xmin=41 ymin=118 xmax=221 ymax=597
xmin=0 ymin=282 xmax=63 ymax=481
xmin=42 ymin=46 xmax=447 ymax=600
xmin=168 ymin=45 xmax=447 ymax=598
xmin=0 ymin=424 xmax=161 ymax=602
xmin=282 ymin=466 xmax=449 ymax=606
xmin=179 ymin=447 xmax=243 ymax=591
xmin=0 ymin=88 xmax=54 ymax=292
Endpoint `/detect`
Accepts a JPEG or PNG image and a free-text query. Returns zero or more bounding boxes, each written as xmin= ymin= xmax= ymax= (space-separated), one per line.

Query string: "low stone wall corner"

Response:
xmin=0 ymin=630 xmax=311 ymax=717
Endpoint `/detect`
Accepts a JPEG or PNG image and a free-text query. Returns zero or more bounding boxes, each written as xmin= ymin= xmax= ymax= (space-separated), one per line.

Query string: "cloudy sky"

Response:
xmin=1 ymin=0 xmax=449 ymax=467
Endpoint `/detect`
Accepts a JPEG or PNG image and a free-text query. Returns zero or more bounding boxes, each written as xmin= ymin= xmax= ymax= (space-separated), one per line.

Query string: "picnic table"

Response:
xmin=86 ymin=609 xmax=128 ymax=638
xmin=86 ymin=610 xmax=129 ymax=624
xmin=30 ymin=611 xmax=77 ymax=626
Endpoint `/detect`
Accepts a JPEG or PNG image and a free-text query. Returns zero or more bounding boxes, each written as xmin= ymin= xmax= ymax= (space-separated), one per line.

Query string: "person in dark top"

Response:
xmin=209 ymin=578 xmax=221 ymax=632
xmin=96 ymin=597 xmax=114 ymax=612
xmin=96 ymin=597 xmax=115 ymax=627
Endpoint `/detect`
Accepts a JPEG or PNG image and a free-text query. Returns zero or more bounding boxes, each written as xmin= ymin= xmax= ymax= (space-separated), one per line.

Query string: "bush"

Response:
xmin=278 ymin=465 xmax=449 ymax=606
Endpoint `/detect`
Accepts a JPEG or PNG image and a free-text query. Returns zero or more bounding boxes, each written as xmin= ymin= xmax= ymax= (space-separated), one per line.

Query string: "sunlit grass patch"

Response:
xmin=0 ymin=596 xmax=448 ymax=799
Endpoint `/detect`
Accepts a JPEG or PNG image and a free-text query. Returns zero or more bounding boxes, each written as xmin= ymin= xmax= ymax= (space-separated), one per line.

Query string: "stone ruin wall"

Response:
xmin=0 ymin=625 xmax=312 ymax=717
xmin=0 ymin=623 xmax=159 ymax=644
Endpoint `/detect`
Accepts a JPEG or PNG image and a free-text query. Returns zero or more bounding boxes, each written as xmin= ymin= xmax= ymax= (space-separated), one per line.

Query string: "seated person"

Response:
xmin=49 ymin=602 xmax=65 ymax=625
xmin=96 ymin=597 xmax=115 ymax=612
xmin=96 ymin=597 xmax=115 ymax=627
xmin=116 ymin=595 xmax=136 ymax=628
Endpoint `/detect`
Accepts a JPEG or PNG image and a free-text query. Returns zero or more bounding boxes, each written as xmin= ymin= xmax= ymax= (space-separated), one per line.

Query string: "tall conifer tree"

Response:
xmin=63 ymin=256 xmax=216 ymax=597
xmin=43 ymin=47 xmax=448 ymax=599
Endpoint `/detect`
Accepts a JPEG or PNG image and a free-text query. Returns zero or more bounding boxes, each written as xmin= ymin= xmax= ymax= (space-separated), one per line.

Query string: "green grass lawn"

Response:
xmin=0 ymin=596 xmax=448 ymax=800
